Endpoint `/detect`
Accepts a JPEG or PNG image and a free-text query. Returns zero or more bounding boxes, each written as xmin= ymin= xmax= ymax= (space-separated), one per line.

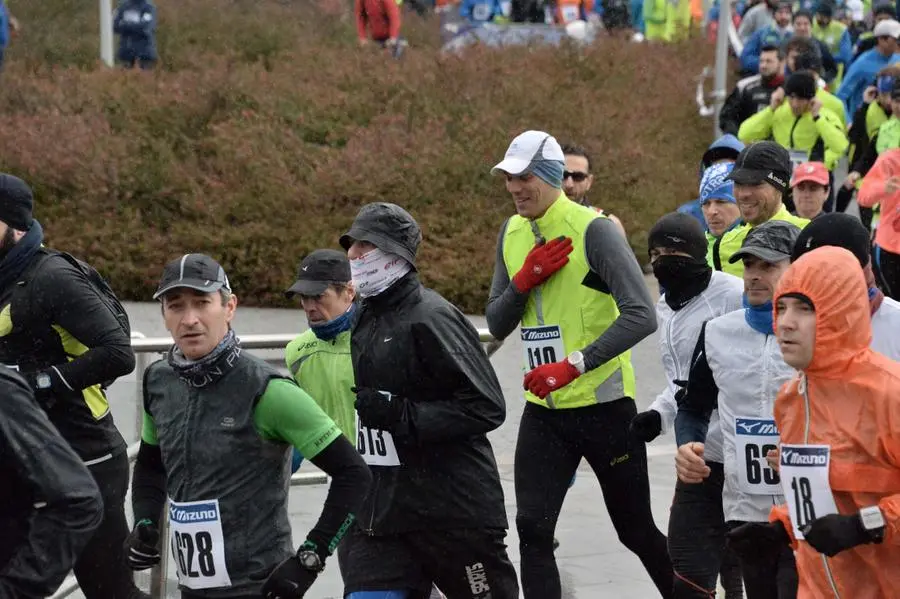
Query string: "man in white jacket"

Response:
xmin=673 ymin=220 xmax=802 ymax=599
xmin=630 ymin=212 xmax=745 ymax=599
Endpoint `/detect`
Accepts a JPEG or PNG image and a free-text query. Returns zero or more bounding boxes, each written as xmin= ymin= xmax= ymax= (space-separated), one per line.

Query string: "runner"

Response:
xmin=126 ymin=253 xmax=372 ymax=599
xmin=674 ymin=221 xmax=803 ymax=599
xmin=789 ymin=162 xmax=829 ymax=219
xmin=0 ymin=173 xmax=145 ymax=599
xmin=486 ymin=130 xmax=671 ymax=599
xmin=729 ymin=246 xmax=900 ymax=597
xmin=0 ymin=366 xmax=103 ymax=598
xmin=677 ymin=134 xmax=744 ymax=230
xmin=857 ymin=147 xmax=900 ymax=298
xmin=698 ymin=162 xmax=742 ymax=275
xmin=713 ymin=141 xmax=810 ymax=275
xmin=630 ymin=212 xmax=745 ymax=599
xmin=789 ymin=212 xmax=900 ymax=359
xmin=338 ymin=203 xmax=519 ymax=599
xmin=561 ymin=143 xmax=626 ymax=237
xmin=283 ymin=248 xmax=447 ymax=599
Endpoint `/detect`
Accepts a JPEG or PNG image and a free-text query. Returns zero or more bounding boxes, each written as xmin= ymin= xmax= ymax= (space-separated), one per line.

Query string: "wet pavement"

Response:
xmin=75 ymin=275 xmax=683 ymax=599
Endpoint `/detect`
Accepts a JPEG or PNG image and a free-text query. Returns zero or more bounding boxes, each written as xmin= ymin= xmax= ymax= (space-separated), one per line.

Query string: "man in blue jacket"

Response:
xmin=460 ymin=0 xmax=505 ymax=24
xmin=740 ymin=1 xmax=793 ymax=75
xmin=678 ymin=135 xmax=746 ymax=230
xmin=0 ymin=1 xmax=19 ymax=72
xmin=838 ymin=17 xmax=900 ymax=120
xmin=113 ymin=0 xmax=157 ymax=70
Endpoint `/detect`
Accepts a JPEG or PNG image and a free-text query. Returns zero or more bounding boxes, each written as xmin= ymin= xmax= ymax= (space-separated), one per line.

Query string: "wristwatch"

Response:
xmin=567 ymin=351 xmax=586 ymax=375
xmin=296 ymin=548 xmax=324 ymax=573
xmin=859 ymin=506 xmax=886 ymax=544
xmin=35 ymin=372 xmax=53 ymax=390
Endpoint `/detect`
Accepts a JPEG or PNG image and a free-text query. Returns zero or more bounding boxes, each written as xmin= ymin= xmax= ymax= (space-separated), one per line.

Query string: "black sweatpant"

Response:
xmin=726 ymin=521 xmax=798 ymax=599
xmin=515 ymin=398 xmax=672 ymax=599
xmin=876 ymin=245 xmax=900 ymax=299
xmin=669 ymin=462 xmax=743 ymax=599
xmin=338 ymin=525 xmax=519 ymax=599
xmin=77 ymin=450 xmax=146 ymax=599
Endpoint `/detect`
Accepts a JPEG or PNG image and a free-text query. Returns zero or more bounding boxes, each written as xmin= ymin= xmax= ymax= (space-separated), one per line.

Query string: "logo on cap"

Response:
xmin=806 ymin=166 xmax=814 ymax=173
xmin=767 ymin=172 xmax=787 ymax=188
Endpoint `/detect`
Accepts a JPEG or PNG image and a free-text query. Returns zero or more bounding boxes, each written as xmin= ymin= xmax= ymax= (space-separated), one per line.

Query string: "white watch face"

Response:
xmin=861 ymin=507 xmax=886 ymax=530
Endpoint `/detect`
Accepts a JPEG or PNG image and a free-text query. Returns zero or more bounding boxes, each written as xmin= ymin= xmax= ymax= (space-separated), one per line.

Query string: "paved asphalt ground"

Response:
xmin=55 ymin=273 xmax=685 ymax=599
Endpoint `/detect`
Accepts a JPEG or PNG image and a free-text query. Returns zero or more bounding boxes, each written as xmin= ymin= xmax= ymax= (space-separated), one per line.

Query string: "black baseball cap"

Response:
xmin=729 ymin=220 xmax=802 ymax=264
xmin=153 ymin=254 xmax=231 ymax=300
xmin=0 ymin=174 xmax=34 ymax=231
xmin=791 ymin=213 xmax=871 ymax=266
xmin=726 ymin=141 xmax=792 ymax=192
xmin=285 ymin=249 xmax=351 ymax=298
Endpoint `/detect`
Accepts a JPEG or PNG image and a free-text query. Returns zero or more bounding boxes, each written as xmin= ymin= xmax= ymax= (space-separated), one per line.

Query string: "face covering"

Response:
xmin=652 ymin=255 xmax=713 ymax=310
xmin=168 ymin=329 xmax=241 ymax=388
xmin=743 ymin=295 xmax=774 ymax=335
xmin=350 ymin=248 xmax=413 ymax=298
xmin=310 ymin=302 xmax=356 ymax=341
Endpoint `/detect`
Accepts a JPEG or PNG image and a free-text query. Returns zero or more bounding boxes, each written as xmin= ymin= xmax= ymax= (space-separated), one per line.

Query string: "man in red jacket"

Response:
xmin=356 ymin=0 xmax=401 ymax=50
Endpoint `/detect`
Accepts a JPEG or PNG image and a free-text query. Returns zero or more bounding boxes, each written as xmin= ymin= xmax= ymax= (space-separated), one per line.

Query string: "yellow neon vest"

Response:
xmin=502 ymin=194 xmax=636 ymax=410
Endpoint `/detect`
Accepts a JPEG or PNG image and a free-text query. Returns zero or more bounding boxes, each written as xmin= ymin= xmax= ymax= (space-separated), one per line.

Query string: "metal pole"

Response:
xmin=712 ymin=0 xmax=731 ymax=139
xmin=150 ymin=507 xmax=168 ymax=599
xmin=100 ymin=0 xmax=115 ymax=67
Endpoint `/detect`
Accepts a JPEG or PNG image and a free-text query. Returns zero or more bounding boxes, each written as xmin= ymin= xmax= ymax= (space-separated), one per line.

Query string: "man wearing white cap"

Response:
xmin=486 ymin=131 xmax=672 ymax=599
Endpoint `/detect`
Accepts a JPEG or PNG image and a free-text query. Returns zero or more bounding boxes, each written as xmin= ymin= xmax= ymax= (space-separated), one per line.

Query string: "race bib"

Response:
xmin=472 ymin=3 xmax=492 ymax=20
xmin=780 ymin=445 xmax=838 ymax=540
xmin=355 ymin=391 xmax=401 ymax=467
xmin=735 ymin=418 xmax=781 ymax=495
xmin=168 ymin=499 xmax=232 ymax=590
xmin=521 ymin=325 xmax=565 ymax=373
xmin=789 ymin=149 xmax=808 ymax=170
xmin=122 ymin=9 xmax=142 ymax=23
xmin=561 ymin=5 xmax=580 ymax=22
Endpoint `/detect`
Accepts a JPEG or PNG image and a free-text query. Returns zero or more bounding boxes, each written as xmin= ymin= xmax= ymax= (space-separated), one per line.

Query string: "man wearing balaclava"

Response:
xmin=337 ymin=202 xmax=520 ymax=599
xmin=631 ymin=212 xmax=746 ymax=599
xmin=485 ymin=130 xmax=670 ymax=599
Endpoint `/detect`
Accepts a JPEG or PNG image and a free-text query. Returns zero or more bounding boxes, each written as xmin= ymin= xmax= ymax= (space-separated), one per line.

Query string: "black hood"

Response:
xmin=340 ymin=202 xmax=422 ymax=267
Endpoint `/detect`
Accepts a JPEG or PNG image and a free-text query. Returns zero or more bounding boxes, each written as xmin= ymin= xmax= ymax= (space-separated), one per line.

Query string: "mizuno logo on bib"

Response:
xmin=168 ymin=498 xmax=232 ymax=589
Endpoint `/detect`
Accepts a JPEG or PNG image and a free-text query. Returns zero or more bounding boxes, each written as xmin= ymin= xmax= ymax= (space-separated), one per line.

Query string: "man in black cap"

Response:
xmin=338 ymin=202 xmax=519 ymax=599
xmin=127 ymin=253 xmax=372 ymax=599
xmin=712 ymin=141 xmax=811 ymax=276
xmin=675 ymin=220 xmax=802 ymax=599
xmin=790 ymin=212 xmax=900 ymax=360
xmin=0 ymin=367 xmax=105 ymax=598
xmin=0 ymin=173 xmax=145 ymax=599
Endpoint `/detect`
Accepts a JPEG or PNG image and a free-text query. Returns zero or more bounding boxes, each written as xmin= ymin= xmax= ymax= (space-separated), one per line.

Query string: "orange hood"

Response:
xmin=773 ymin=246 xmax=871 ymax=378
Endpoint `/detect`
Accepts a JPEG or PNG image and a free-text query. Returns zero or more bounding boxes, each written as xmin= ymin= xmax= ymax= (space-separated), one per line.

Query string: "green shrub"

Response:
xmin=1 ymin=0 xmax=716 ymax=313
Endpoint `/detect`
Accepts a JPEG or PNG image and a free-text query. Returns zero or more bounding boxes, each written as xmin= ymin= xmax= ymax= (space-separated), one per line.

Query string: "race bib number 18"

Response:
xmin=735 ymin=417 xmax=781 ymax=495
xmin=168 ymin=498 xmax=232 ymax=590
xmin=521 ymin=325 xmax=565 ymax=373
xmin=779 ymin=444 xmax=838 ymax=540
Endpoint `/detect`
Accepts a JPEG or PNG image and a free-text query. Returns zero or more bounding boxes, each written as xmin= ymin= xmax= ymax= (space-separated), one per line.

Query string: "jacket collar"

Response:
xmin=363 ymin=271 xmax=420 ymax=311
xmin=530 ymin=192 xmax=573 ymax=234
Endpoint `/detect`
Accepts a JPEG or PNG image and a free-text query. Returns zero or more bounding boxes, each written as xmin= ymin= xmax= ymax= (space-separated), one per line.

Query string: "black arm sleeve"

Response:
xmin=820 ymin=44 xmax=839 ymax=83
xmin=0 ymin=371 xmax=103 ymax=597
xmin=673 ymin=324 xmax=720 ymax=446
xmin=33 ymin=259 xmax=135 ymax=391
xmin=848 ymin=102 xmax=871 ymax=151
xmin=485 ymin=217 xmax=529 ymax=341
xmin=304 ymin=435 xmax=373 ymax=560
xmin=852 ymin=133 xmax=879 ymax=176
xmin=131 ymin=441 xmax=167 ymax=526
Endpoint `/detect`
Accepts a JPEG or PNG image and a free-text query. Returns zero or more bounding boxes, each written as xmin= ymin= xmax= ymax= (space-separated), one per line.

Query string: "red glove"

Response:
xmin=524 ymin=359 xmax=581 ymax=399
xmin=512 ymin=236 xmax=574 ymax=293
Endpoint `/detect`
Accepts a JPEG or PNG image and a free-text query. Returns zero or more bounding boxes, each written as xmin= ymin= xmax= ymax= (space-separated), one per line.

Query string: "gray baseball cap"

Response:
xmin=729 ymin=220 xmax=802 ymax=264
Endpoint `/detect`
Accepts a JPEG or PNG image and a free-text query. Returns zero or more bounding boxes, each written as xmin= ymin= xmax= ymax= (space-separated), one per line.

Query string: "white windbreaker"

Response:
xmin=704 ymin=309 xmax=795 ymax=522
xmin=649 ymin=271 xmax=744 ymax=464
xmin=873 ymin=296 xmax=900 ymax=360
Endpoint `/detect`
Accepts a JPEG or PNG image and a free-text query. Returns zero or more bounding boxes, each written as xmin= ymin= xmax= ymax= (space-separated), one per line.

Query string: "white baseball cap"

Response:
xmin=491 ymin=130 xmax=566 ymax=176
xmin=873 ymin=18 xmax=900 ymax=39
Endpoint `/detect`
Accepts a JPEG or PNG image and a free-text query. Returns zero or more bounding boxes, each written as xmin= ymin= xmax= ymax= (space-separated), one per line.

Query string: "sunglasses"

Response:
xmin=563 ymin=171 xmax=589 ymax=182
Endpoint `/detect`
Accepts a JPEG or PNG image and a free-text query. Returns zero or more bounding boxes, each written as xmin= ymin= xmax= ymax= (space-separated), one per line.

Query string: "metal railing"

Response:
xmin=51 ymin=328 xmax=501 ymax=599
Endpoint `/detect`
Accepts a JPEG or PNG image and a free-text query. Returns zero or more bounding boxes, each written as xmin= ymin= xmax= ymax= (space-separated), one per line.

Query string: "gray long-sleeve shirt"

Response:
xmin=485 ymin=216 xmax=657 ymax=374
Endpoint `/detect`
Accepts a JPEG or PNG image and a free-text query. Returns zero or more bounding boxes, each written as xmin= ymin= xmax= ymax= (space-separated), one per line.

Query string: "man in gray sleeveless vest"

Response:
xmin=125 ymin=253 xmax=372 ymax=599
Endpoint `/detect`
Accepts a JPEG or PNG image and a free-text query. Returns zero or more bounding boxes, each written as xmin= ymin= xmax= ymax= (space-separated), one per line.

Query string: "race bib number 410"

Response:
xmin=780 ymin=444 xmax=838 ymax=540
xmin=168 ymin=498 xmax=232 ymax=590
xmin=521 ymin=325 xmax=565 ymax=373
xmin=735 ymin=418 xmax=781 ymax=495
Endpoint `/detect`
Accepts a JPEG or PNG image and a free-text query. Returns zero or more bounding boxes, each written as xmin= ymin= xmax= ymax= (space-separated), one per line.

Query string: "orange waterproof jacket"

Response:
xmin=770 ymin=246 xmax=900 ymax=599
xmin=858 ymin=148 xmax=900 ymax=254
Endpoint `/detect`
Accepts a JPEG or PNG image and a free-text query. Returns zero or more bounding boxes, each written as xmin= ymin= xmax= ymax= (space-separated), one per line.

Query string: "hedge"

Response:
xmin=1 ymin=0 xmax=715 ymax=313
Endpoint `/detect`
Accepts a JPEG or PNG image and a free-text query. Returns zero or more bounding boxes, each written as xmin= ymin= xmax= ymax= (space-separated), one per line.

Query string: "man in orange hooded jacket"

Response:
xmin=727 ymin=245 xmax=900 ymax=598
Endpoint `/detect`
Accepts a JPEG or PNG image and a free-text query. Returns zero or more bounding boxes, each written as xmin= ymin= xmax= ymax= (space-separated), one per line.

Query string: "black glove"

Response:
xmin=353 ymin=387 xmax=409 ymax=434
xmin=802 ymin=513 xmax=872 ymax=557
xmin=260 ymin=556 xmax=318 ymax=599
xmin=726 ymin=520 xmax=790 ymax=559
xmin=124 ymin=519 xmax=160 ymax=571
xmin=630 ymin=410 xmax=662 ymax=443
